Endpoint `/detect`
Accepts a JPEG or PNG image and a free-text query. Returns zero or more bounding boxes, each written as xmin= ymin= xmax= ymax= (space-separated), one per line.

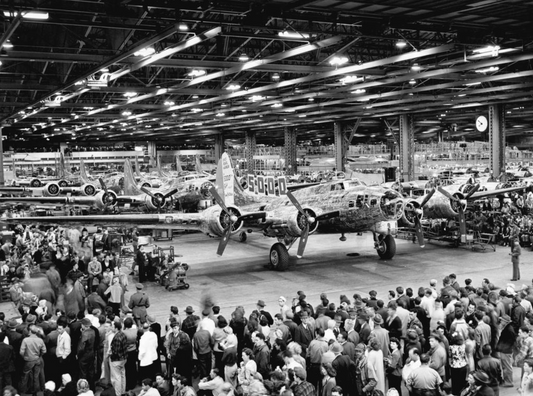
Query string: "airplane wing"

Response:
xmin=469 ymin=185 xmax=531 ymax=200
xmin=5 ymin=213 xmax=205 ymax=231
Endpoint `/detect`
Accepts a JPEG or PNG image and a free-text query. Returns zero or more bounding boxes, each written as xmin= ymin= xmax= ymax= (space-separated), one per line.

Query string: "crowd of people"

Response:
xmin=2 ymin=221 xmax=533 ymax=396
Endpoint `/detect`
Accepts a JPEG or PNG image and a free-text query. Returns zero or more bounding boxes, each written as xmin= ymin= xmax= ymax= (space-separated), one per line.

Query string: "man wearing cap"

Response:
xmin=19 ymin=324 xmax=47 ymax=395
xmin=78 ymin=318 xmax=96 ymax=387
xmin=290 ymin=366 xmax=315 ymax=396
xmin=294 ymin=310 xmax=313 ymax=355
xmin=182 ymin=306 xmax=200 ymax=340
xmin=405 ymin=353 xmax=443 ymax=396
xmin=366 ymin=290 xmax=378 ymax=310
xmin=128 ymin=283 xmax=151 ymax=327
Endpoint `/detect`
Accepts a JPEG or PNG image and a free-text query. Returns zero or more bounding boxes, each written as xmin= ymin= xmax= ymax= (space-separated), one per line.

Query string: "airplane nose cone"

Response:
xmin=230 ymin=215 xmax=238 ymax=223
xmin=308 ymin=216 xmax=316 ymax=224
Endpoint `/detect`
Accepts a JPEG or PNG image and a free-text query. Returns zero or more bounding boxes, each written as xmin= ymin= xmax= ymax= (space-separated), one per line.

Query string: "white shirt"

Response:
xmin=198 ymin=376 xmax=225 ymax=396
xmin=138 ymin=331 xmax=159 ymax=367
xmin=197 ymin=317 xmax=215 ymax=336
xmin=57 ymin=331 xmax=71 ymax=359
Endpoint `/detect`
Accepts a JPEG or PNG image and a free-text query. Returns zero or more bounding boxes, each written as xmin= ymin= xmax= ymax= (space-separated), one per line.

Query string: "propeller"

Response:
xmin=404 ymin=188 xmax=436 ymax=247
xmin=286 ymin=191 xmax=315 ymax=258
xmin=141 ymin=186 xmax=178 ymax=211
xmin=209 ymin=186 xmax=240 ymax=256
xmin=99 ymin=178 xmax=116 ymax=210
xmin=438 ymin=186 xmax=468 ymax=235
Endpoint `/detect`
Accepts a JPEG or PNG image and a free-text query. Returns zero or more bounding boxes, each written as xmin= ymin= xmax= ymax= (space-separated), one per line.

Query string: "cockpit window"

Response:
xmin=331 ymin=183 xmax=344 ymax=191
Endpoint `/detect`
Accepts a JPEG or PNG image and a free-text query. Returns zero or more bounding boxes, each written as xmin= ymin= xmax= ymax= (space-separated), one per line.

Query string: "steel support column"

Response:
xmin=334 ymin=121 xmax=346 ymax=172
xmin=0 ymin=126 xmax=4 ymax=185
xmin=399 ymin=114 xmax=415 ymax=181
xmin=489 ymin=104 xmax=506 ymax=178
xmin=284 ymin=126 xmax=297 ymax=175
xmin=214 ymin=133 xmax=224 ymax=160
xmin=245 ymin=130 xmax=256 ymax=174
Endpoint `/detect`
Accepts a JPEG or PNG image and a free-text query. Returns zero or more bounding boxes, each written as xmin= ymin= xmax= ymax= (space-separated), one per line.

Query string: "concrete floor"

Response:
xmin=0 ymin=230 xmax=525 ymax=394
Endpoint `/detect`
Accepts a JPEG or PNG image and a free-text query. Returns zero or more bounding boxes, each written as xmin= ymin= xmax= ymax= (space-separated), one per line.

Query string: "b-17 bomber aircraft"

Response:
xmin=8 ymin=153 xmax=407 ymax=271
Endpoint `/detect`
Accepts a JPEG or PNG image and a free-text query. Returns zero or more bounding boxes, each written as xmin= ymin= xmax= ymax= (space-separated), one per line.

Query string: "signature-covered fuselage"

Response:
xmin=241 ymin=180 xmax=405 ymax=234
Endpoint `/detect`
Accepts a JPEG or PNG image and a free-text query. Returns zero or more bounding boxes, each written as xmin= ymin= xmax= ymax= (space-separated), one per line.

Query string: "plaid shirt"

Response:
xmin=292 ymin=381 xmax=315 ymax=396
xmin=110 ymin=331 xmax=128 ymax=361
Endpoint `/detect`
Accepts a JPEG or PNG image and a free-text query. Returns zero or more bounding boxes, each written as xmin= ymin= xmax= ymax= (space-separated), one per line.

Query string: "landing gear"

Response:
xmin=376 ymin=234 xmax=396 ymax=259
xmin=239 ymin=232 xmax=247 ymax=242
xmin=270 ymin=243 xmax=289 ymax=271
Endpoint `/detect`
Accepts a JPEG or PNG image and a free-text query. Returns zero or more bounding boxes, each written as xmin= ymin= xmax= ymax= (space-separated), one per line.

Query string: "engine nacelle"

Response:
xmin=57 ymin=179 xmax=69 ymax=187
xmin=144 ymin=191 xmax=173 ymax=211
xmin=199 ymin=181 xmax=214 ymax=199
xmin=30 ymin=178 xmax=42 ymax=188
xmin=202 ymin=205 xmax=244 ymax=237
xmin=285 ymin=208 xmax=319 ymax=237
xmin=80 ymin=183 xmax=97 ymax=196
xmin=141 ymin=182 xmax=152 ymax=189
xmin=43 ymin=182 xmax=61 ymax=197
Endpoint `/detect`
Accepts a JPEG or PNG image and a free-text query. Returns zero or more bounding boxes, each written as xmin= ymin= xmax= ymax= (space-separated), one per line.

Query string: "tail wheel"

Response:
xmin=270 ymin=243 xmax=289 ymax=271
xmin=377 ymin=235 xmax=396 ymax=259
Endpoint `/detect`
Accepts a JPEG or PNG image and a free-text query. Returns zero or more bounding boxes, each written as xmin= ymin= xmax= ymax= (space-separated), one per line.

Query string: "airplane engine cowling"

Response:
xmin=57 ymin=179 xmax=69 ymax=187
xmin=95 ymin=190 xmax=118 ymax=210
xmin=30 ymin=179 xmax=42 ymax=187
xmin=401 ymin=200 xmax=422 ymax=228
xmin=141 ymin=182 xmax=152 ymax=189
xmin=43 ymin=182 xmax=61 ymax=197
xmin=286 ymin=208 xmax=319 ymax=237
xmin=81 ymin=183 xmax=97 ymax=196
xmin=200 ymin=181 xmax=214 ymax=199
xmin=145 ymin=192 xmax=172 ymax=211
xmin=203 ymin=205 xmax=243 ymax=237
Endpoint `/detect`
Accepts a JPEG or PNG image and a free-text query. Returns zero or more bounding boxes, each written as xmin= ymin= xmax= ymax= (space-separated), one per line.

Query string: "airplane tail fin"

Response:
xmin=195 ymin=155 xmax=203 ymax=173
xmin=123 ymin=159 xmax=143 ymax=195
xmin=176 ymin=155 xmax=183 ymax=173
xmin=79 ymin=159 xmax=90 ymax=183
xmin=58 ymin=153 xmax=66 ymax=179
xmin=216 ymin=153 xmax=256 ymax=207
xmin=156 ymin=155 xmax=169 ymax=178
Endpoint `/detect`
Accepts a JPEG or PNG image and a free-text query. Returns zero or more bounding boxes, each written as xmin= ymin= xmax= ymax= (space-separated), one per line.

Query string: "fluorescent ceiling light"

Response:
xmin=3 ymin=10 xmax=49 ymax=19
xmin=238 ymin=53 xmax=249 ymax=62
xmin=473 ymin=45 xmax=500 ymax=54
xmin=272 ymin=73 xmax=280 ymax=80
xmin=250 ymin=95 xmax=265 ymax=102
xmin=464 ymin=82 xmax=481 ymax=86
xmin=352 ymin=89 xmax=366 ymax=94
xmin=2 ymin=40 xmax=13 ymax=49
xmin=216 ymin=113 xmax=225 ymax=117
xmin=133 ymin=47 xmax=156 ymax=57
xmin=396 ymin=40 xmax=407 ymax=48
xmin=475 ymin=66 xmax=499 ymax=73
xmin=329 ymin=56 xmax=349 ymax=66
xmin=411 ymin=63 xmax=421 ymax=71
xmin=164 ymin=101 xmax=175 ymax=106
xmin=123 ymin=92 xmax=138 ymax=98
xmin=409 ymin=79 xmax=416 ymax=85
xmin=271 ymin=103 xmax=283 ymax=108
xmin=122 ymin=110 xmax=132 ymax=116
xmin=278 ymin=31 xmax=310 ymax=39
xmin=187 ymin=69 xmax=206 ymax=77
xmin=226 ymin=84 xmax=241 ymax=91
xmin=339 ymin=75 xmax=363 ymax=85
xmin=178 ymin=23 xmax=188 ymax=31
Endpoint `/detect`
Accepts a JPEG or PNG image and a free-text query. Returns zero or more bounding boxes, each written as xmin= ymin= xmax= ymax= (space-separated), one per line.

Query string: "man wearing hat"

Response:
xmin=294 ymin=310 xmax=313 ymax=355
xmin=405 ymin=353 xmax=442 ymax=396
xmin=291 ymin=366 xmax=315 ymax=396
xmin=19 ymin=324 xmax=47 ymax=394
xmin=128 ymin=283 xmax=151 ymax=327
xmin=181 ymin=306 xmax=200 ymax=340
xmin=331 ymin=341 xmax=355 ymax=396
xmin=252 ymin=300 xmax=273 ymax=326
xmin=370 ymin=313 xmax=390 ymax=357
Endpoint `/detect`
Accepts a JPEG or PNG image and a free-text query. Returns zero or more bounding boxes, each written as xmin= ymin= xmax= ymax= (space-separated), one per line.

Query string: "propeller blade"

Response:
xmin=141 ymin=186 xmax=156 ymax=198
xmin=286 ymin=191 xmax=306 ymax=217
xmin=419 ymin=188 xmax=436 ymax=208
xmin=217 ymin=222 xmax=233 ymax=256
xmin=163 ymin=188 xmax=178 ymax=199
xmin=209 ymin=186 xmax=230 ymax=214
xmin=438 ymin=187 xmax=459 ymax=202
xmin=296 ymin=223 xmax=310 ymax=258
xmin=458 ymin=204 xmax=467 ymax=236
xmin=464 ymin=183 xmax=481 ymax=199
xmin=99 ymin=178 xmax=107 ymax=192
xmin=414 ymin=216 xmax=425 ymax=248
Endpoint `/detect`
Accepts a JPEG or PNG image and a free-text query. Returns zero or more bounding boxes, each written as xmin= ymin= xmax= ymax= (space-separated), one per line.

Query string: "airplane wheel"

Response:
xmin=184 ymin=283 xmax=190 ymax=289
xmin=377 ymin=234 xmax=396 ymax=259
xmin=239 ymin=232 xmax=247 ymax=242
xmin=270 ymin=243 xmax=289 ymax=271
xmin=30 ymin=179 xmax=41 ymax=187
